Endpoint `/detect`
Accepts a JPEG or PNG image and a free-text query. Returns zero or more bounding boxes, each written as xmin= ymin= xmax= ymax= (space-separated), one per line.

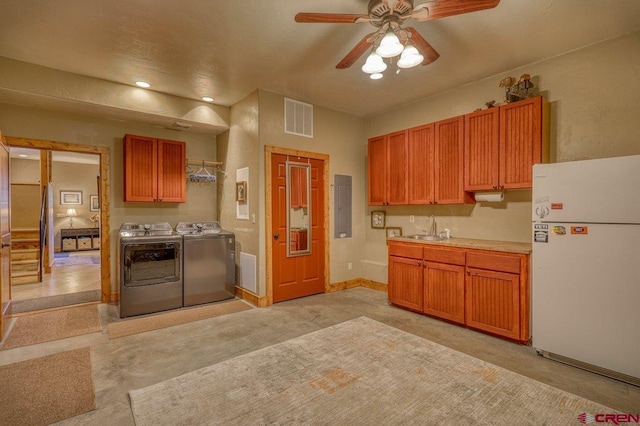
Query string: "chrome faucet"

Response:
xmin=428 ymin=215 xmax=437 ymax=237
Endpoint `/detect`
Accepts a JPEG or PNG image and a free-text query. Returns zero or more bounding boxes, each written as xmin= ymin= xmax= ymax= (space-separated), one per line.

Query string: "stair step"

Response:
xmin=11 ymin=273 xmax=39 ymax=285
xmin=11 ymin=228 xmax=40 ymax=239
xmin=12 ymin=249 xmax=40 ymax=261
xmin=11 ymin=260 xmax=40 ymax=272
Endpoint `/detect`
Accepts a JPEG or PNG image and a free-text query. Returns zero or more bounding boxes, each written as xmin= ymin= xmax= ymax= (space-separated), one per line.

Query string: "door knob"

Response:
xmin=273 ymin=233 xmax=280 ymax=240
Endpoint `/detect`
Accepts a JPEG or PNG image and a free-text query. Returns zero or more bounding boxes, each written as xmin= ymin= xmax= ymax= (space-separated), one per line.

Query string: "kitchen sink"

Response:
xmin=401 ymin=234 xmax=445 ymax=241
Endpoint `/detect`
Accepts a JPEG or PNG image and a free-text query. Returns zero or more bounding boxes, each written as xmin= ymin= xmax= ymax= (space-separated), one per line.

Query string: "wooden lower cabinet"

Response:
xmin=465 ymin=268 xmax=520 ymax=340
xmin=388 ymin=255 xmax=423 ymax=312
xmin=388 ymin=241 xmax=530 ymax=343
xmin=424 ymin=261 xmax=465 ymax=324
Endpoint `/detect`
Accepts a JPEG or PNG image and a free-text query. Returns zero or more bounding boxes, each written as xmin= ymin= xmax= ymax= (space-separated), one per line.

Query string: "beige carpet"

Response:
xmin=129 ymin=316 xmax=617 ymax=426
xmin=108 ymin=299 xmax=252 ymax=339
xmin=1 ymin=304 xmax=102 ymax=350
xmin=0 ymin=347 xmax=96 ymax=425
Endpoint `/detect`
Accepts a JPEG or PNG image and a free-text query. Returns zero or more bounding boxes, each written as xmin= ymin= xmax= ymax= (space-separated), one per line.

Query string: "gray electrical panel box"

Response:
xmin=334 ymin=174 xmax=352 ymax=238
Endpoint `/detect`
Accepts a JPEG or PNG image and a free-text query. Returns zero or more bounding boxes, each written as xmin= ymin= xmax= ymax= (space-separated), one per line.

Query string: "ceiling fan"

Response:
xmin=295 ymin=0 xmax=500 ymax=77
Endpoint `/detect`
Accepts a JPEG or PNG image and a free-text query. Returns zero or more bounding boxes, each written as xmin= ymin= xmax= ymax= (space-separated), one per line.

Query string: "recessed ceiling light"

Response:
xmin=135 ymin=81 xmax=151 ymax=88
xmin=201 ymin=96 xmax=214 ymax=102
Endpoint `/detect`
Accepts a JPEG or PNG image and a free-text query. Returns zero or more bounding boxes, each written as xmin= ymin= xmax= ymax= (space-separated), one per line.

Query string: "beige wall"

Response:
xmin=216 ymin=91 xmax=261 ymax=288
xmin=361 ymin=30 xmax=640 ymax=283
xmin=0 ymin=104 xmax=220 ymax=292
xmin=257 ymin=90 xmax=367 ymax=293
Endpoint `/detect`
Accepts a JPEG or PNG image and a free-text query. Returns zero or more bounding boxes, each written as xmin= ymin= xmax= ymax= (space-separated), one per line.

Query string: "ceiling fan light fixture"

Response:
xmin=397 ymin=44 xmax=424 ymax=69
xmin=361 ymin=52 xmax=387 ymax=74
xmin=376 ymin=30 xmax=404 ymax=58
xmin=370 ymin=73 xmax=383 ymax=80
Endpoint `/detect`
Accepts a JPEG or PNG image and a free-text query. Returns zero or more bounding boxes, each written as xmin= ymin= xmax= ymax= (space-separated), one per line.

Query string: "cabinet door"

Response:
xmin=464 ymin=108 xmax=500 ymax=191
xmin=367 ymin=135 xmax=387 ymax=205
xmin=386 ymin=130 xmax=408 ymax=205
xmin=499 ymin=96 xmax=543 ymax=189
xmin=124 ymin=134 xmax=158 ymax=202
xmin=465 ymin=268 xmax=520 ymax=340
xmin=388 ymin=255 xmax=423 ymax=312
xmin=408 ymin=124 xmax=435 ymax=204
xmin=423 ymin=262 xmax=465 ymax=324
xmin=434 ymin=116 xmax=471 ymax=204
xmin=157 ymin=139 xmax=186 ymax=202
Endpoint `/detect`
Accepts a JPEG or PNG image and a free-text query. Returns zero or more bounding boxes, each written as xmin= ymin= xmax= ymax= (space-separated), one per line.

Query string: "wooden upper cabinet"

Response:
xmin=124 ymin=134 xmax=186 ymax=203
xmin=367 ymin=135 xmax=387 ymax=205
xmin=408 ymin=124 xmax=435 ymax=204
xmin=464 ymin=107 xmax=500 ymax=191
xmin=465 ymin=96 xmax=549 ymax=191
xmin=499 ymin=97 xmax=547 ymax=189
xmin=434 ymin=116 xmax=474 ymax=204
xmin=367 ymin=131 xmax=408 ymax=205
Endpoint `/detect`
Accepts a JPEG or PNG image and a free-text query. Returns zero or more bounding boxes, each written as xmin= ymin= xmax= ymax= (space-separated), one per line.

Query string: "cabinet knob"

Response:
xmin=466 ymin=270 xmax=471 ymax=276
xmin=492 ymin=184 xmax=497 ymax=189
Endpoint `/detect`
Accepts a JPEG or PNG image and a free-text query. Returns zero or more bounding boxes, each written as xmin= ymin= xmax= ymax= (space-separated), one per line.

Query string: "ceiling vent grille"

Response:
xmin=284 ymin=98 xmax=313 ymax=138
xmin=166 ymin=121 xmax=192 ymax=131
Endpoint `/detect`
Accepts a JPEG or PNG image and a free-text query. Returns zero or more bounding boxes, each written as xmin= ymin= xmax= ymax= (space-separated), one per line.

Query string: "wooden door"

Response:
xmin=388 ymin=255 xmax=423 ymax=312
xmin=0 ymin=138 xmax=11 ymax=340
xmin=271 ymin=154 xmax=325 ymax=303
xmin=434 ymin=116 xmax=471 ymax=204
xmin=499 ymin=96 xmax=543 ymax=189
xmin=464 ymin=108 xmax=500 ymax=191
xmin=408 ymin=124 xmax=435 ymax=204
xmin=124 ymin=134 xmax=158 ymax=202
xmin=423 ymin=262 xmax=465 ymax=324
xmin=367 ymin=135 xmax=387 ymax=205
xmin=157 ymin=139 xmax=186 ymax=202
xmin=465 ymin=268 xmax=520 ymax=340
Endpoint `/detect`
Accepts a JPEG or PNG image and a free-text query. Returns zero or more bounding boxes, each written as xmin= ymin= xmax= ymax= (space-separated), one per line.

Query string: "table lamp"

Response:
xmin=66 ymin=208 xmax=77 ymax=228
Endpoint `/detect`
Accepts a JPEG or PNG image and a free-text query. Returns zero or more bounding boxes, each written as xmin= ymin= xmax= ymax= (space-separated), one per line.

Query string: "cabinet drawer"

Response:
xmin=466 ymin=251 xmax=521 ymax=274
xmin=423 ymin=247 xmax=465 ymax=266
xmin=388 ymin=242 xmax=423 ymax=260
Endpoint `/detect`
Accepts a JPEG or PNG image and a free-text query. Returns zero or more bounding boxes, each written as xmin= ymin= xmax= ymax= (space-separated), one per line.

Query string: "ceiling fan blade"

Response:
xmin=412 ymin=0 xmax=500 ymax=22
xmin=336 ymin=33 xmax=376 ymax=69
xmin=295 ymin=13 xmax=371 ymax=24
xmin=406 ymin=28 xmax=440 ymax=65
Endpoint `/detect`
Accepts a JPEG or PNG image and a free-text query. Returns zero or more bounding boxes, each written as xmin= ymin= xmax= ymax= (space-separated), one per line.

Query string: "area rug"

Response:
xmin=108 ymin=299 xmax=252 ymax=339
xmin=0 ymin=347 xmax=96 ymax=425
xmin=54 ymin=252 xmax=100 ymax=265
xmin=128 ymin=316 xmax=617 ymax=426
xmin=0 ymin=304 xmax=102 ymax=350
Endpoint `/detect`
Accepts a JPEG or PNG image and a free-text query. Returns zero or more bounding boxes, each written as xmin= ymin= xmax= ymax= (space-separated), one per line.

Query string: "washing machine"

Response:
xmin=118 ymin=223 xmax=183 ymax=317
xmin=176 ymin=221 xmax=236 ymax=306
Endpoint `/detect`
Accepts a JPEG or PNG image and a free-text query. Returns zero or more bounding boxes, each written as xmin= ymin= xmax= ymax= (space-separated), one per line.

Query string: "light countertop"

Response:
xmin=387 ymin=236 xmax=532 ymax=254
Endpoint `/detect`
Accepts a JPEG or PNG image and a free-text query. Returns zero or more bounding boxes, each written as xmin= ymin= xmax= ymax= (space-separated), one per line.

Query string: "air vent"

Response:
xmin=166 ymin=121 xmax=192 ymax=131
xmin=284 ymin=98 xmax=313 ymax=138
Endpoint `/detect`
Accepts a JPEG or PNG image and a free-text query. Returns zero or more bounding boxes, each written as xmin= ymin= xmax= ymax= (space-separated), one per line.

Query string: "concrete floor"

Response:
xmin=2 ymin=287 xmax=638 ymax=424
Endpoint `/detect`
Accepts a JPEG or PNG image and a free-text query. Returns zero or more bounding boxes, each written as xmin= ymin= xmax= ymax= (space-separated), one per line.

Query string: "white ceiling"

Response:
xmin=0 ymin=0 xmax=639 ymax=121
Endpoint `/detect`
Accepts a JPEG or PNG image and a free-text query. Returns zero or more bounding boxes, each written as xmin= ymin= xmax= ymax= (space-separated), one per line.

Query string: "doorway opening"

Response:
xmin=6 ymin=136 xmax=110 ymax=312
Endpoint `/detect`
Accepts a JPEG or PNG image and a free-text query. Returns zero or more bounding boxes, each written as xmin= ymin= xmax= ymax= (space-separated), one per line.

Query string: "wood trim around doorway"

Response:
xmin=6 ymin=136 xmax=111 ymax=303
xmin=265 ymin=145 xmax=330 ymax=306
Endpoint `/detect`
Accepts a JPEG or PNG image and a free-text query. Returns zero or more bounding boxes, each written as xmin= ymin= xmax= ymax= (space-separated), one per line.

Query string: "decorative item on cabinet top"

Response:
xmin=186 ymin=159 xmax=225 ymax=183
xmin=499 ymin=73 xmax=537 ymax=103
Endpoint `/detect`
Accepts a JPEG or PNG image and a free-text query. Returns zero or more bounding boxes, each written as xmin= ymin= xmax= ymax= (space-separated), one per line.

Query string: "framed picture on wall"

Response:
xmin=386 ymin=227 xmax=402 ymax=238
xmin=371 ymin=211 xmax=386 ymax=229
xmin=236 ymin=181 xmax=247 ymax=202
xmin=90 ymin=195 xmax=99 ymax=211
xmin=60 ymin=190 xmax=82 ymax=205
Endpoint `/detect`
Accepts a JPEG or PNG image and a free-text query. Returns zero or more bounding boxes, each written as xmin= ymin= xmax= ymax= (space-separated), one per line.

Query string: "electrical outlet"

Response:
xmin=348 ymin=262 xmax=353 ymax=271
xmin=409 ymin=215 xmax=415 ymax=223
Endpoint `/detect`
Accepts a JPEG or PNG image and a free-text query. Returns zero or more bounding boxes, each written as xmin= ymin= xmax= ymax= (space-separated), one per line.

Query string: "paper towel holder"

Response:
xmin=474 ymin=191 xmax=505 ymax=202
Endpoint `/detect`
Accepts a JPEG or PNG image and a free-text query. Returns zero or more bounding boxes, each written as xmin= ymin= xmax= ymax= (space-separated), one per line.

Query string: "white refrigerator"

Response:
xmin=532 ymin=155 xmax=640 ymax=385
